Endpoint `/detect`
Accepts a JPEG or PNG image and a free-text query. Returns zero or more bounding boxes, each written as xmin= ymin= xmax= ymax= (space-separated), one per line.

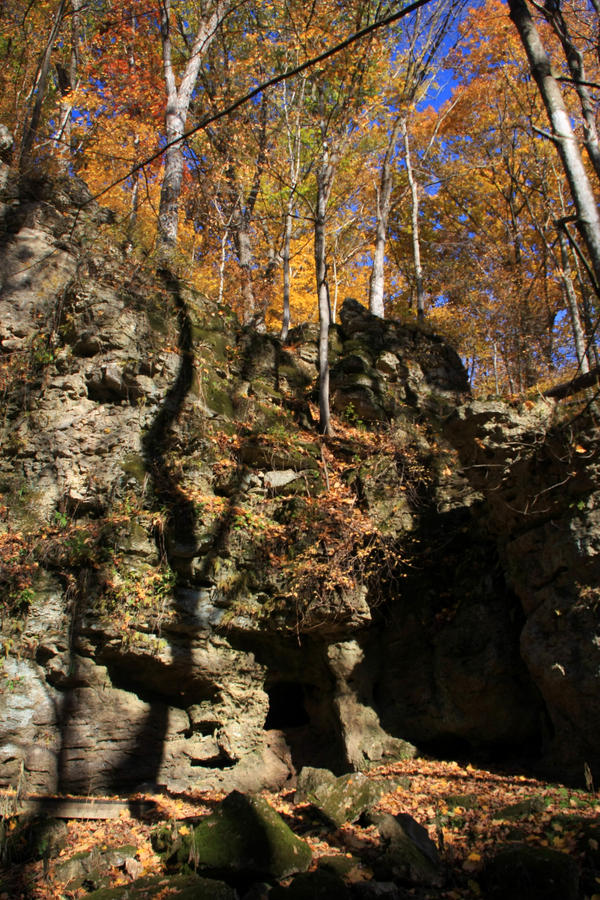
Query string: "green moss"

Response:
xmin=278 ymin=364 xmax=313 ymax=388
xmin=203 ymin=378 xmax=234 ymax=417
xmin=86 ymin=874 xmax=236 ymax=899
xmin=154 ymin=791 xmax=311 ymax=879
xmin=147 ymin=309 xmax=169 ymax=336
xmin=191 ymin=327 xmax=229 ymax=361
xmin=120 ymin=453 xmax=147 ymax=483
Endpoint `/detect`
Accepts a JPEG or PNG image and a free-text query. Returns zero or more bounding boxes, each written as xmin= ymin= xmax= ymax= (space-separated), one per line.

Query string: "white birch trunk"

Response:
xmin=315 ymin=160 xmax=333 ymax=436
xmin=158 ymin=0 xmax=228 ymax=249
xmin=508 ymin=0 xmax=600 ymax=293
xmin=558 ymin=229 xmax=590 ymax=374
xmin=402 ymin=118 xmax=425 ymax=319
xmin=369 ymin=115 xmax=403 ymax=318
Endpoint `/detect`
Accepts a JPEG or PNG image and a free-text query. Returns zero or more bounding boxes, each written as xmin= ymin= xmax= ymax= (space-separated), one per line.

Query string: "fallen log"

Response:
xmin=0 ymin=792 xmax=156 ymax=819
xmin=543 ymin=365 xmax=600 ymax=400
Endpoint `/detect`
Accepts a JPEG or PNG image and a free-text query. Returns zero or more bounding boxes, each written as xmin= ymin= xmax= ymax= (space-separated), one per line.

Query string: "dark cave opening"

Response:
xmin=264 ymin=679 xmax=345 ymax=773
xmin=264 ymin=681 xmax=310 ymax=729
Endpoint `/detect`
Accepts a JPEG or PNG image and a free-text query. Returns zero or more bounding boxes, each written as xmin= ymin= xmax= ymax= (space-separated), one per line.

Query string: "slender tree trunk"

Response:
xmin=575 ymin=265 xmax=600 ymax=367
xmin=493 ymin=341 xmax=499 ymax=394
xmin=54 ymin=0 xmax=81 ymax=167
xmin=235 ymin=223 xmax=256 ymax=323
xmin=280 ymin=75 xmax=306 ymax=341
xmin=542 ymin=3 xmax=600 ymax=181
xmin=281 ymin=201 xmax=293 ymax=342
xmin=508 ymin=0 xmax=600 ymax=292
xmin=369 ymin=116 xmax=403 ymax=318
xmin=158 ymin=0 xmax=228 ymax=250
xmin=315 ymin=163 xmax=332 ymax=436
xmin=216 ymin=95 xmax=268 ymax=325
xmin=402 ymin=118 xmax=425 ymax=320
xmin=20 ymin=0 xmax=69 ymax=168
xmin=129 ymin=135 xmax=141 ymax=233
xmin=558 ymin=227 xmax=590 ymax=374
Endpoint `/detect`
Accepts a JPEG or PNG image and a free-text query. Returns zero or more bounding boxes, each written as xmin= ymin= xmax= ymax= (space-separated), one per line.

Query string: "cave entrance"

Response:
xmin=265 ymin=681 xmax=310 ymax=729
xmin=264 ymin=679 xmax=345 ymax=774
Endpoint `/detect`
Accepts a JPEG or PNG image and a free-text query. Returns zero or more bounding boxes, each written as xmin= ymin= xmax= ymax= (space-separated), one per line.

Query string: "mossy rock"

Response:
xmin=443 ymin=793 xmax=480 ymax=811
xmin=317 ymin=853 xmax=362 ymax=878
xmin=492 ymin=796 xmax=547 ymax=821
xmin=278 ymin=363 xmax=313 ymax=389
xmin=482 ymin=844 xmax=579 ymax=900
xmin=199 ymin=377 xmax=234 ymax=418
xmin=190 ymin=326 xmax=229 ymax=361
xmin=239 ymin=438 xmax=319 ymax=472
xmin=0 ymin=816 xmax=67 ymax=865
xmin=331 ymin=385 xmax=390 ymax=424
xmin=120 ymin=453 xmax=147 ymax=484
xmin=341 ymin=338 xmax=377 ymax=359
xmin=368 ymin=812 xmax=443 ymax=887
xmin=268 ymin=868 xmax=352 ymax=899
xmin=294 ymin=767 xmax=389 ymax=828
xmin=332 ymin=353 xmax=374 ymax=376
xmin=86 ymin=873 xmax=236 ymax=899
xmin=153 ymin=790 xmax=311 ymax=879
xmin=55 ymin=844 xmax=138 ymax=890
xmin=145 ymin=305 xmax=169 ymax=335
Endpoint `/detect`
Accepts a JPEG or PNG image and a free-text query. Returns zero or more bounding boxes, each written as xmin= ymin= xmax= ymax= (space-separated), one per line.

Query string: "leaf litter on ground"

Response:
xmin=4 ymin=757 xmax=599 ymax=900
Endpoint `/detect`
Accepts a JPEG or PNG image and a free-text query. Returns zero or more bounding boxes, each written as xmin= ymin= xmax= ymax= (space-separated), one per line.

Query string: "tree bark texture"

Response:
xmin=158 ymin=0 xmax=229 ymax=249
xmin=542 ymin=3 xmax=600 ymax=182
xmin=369 ymin=116 xmax=403 ymax=318
xmin=19 ymin=0 xmax=69 ymax=169
xmin=402 ymin=117 xmax=425 ymax=320
xmin=315 ymin=160 xmax=333 ymax=436
xmin=508 ymin=0 xmax=600 ymax=295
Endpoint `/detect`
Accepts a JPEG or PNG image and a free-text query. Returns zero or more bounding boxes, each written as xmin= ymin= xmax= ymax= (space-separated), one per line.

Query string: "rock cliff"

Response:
xmin=1 ymin=173 xmax=598 ymax=795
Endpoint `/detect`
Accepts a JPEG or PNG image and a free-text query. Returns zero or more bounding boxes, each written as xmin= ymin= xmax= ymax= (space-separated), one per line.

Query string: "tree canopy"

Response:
xmin=3 ymin=0 xmax=600 ymax=396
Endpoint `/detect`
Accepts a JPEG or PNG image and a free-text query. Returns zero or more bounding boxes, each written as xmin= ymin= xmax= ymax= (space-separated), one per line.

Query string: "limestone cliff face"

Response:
xmin=446 ymin=400 xmax=600 ymax=782
xmin=0 ymin=174 xmax=598 ymax=795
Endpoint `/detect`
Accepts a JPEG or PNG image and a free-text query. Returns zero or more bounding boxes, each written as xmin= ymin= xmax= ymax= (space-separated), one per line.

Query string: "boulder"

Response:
xmin=153 ymin=790 xmax=312 ymax=879
xmin=367 ymin=812 xmax=443 ymax=887
xmin=268 ymin=868 xmax=352 ymax=899
xmin=482 ymin=844 xmax=579 ymax=900
xmin=55 ymin=844 xmax=138 ymax=892
xmin=294 ymin=767 xmax=389 ymax=828
xmin=85 ymin=873 xmax=236 ymax=899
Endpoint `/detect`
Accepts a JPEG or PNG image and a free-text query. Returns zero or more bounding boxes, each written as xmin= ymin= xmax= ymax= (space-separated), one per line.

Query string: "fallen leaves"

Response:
xmin=5 ymin=758 xmax=600 ymax=899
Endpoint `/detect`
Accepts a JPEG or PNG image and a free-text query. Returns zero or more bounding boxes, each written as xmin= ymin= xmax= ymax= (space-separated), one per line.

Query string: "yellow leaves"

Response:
xmin=463 ymin=851 xmax=482 ymax=871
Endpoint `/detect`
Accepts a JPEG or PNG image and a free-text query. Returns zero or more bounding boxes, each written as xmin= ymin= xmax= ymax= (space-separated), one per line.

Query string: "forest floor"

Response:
xmin=2 ymin=757 xmax=599 ymax=899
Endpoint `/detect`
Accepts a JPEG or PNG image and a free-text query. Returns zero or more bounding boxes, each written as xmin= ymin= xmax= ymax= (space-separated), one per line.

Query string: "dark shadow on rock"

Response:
xmin=102 ymin=266 xmax=197 ymax=791
xmin=370 ymin=504 xmax=547 ymax=768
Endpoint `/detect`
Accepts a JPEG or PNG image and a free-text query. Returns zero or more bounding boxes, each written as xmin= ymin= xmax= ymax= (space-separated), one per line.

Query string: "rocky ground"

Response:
xmin=1 ymin=757 xmax=599 ymax=900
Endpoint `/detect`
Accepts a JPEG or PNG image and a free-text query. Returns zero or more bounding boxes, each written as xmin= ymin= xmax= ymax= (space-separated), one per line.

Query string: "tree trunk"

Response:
xmin=508 ymin=0 xmax=600 ymax=293
xmin=54 ymin=0 xmax=82 ymax=168
xmin=402 ymin=118 xmax=425 ymax=319
xmin=315 ymin=163 xmax=332 ymax=436
xmin=280 ymin=75 xmax=306 ymax=342
xmin=19 ymin=0 xmax=69 ymax=168
xmin=542 ymin=3 xmax=600 ymax=181
xmin=235 ymin=222 xmax=256 ymax=324
xmin=280 ymin=202 xmax=293 ymax=342
xmin=558 ymin=227 xmax=590 ymax=374
xmin=369 ymin=116 xmax=403 ymax=318
xmin=158 ymin=0 xmax=228 ymax=250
